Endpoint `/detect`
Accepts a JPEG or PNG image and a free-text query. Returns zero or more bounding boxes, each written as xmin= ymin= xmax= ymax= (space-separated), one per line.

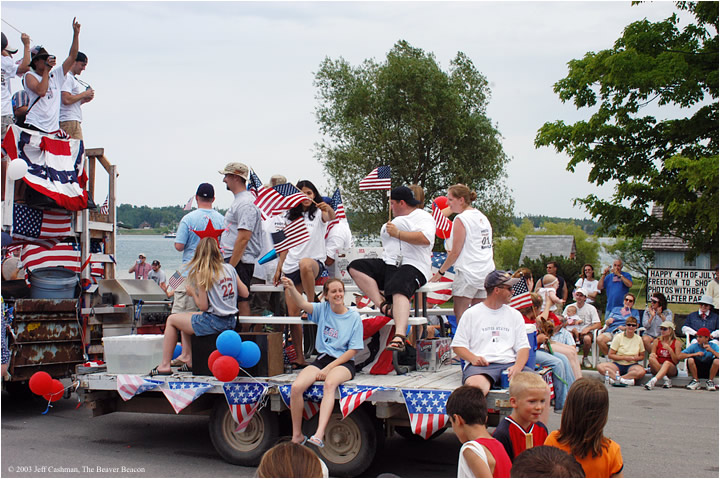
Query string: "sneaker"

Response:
xmin=644 ymin=378 xmax=657 ymax=390
xmin=663 ymin=377 xmax=672 ymax=389
xmin=582 ymin=357 xmax=592 ymax=369
xmin=687 ymin=379 xmax=701 ymax=390
xmin=706 ymin=380 xmax=717 ymax=391
xmin=619 ymin=378 xmax=635 ymax=386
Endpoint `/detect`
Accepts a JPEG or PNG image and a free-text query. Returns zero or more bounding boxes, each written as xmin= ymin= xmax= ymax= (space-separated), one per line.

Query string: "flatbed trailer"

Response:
xmin=74 ymin=366 xmax=512 ymax=477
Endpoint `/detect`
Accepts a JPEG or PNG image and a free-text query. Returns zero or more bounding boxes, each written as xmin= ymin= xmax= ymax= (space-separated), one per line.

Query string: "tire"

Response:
xmin=395 ymin=425 xmax=448 ymax=441
xmin=306 ymin=406 xmax=378 ymax=477
xmin=209 ymin=397 xmax=279 ymax=466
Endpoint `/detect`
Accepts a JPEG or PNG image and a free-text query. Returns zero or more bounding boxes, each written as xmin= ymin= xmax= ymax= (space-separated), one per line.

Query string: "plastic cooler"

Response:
xmin=103 ymin=335 xmax=165 ymax=374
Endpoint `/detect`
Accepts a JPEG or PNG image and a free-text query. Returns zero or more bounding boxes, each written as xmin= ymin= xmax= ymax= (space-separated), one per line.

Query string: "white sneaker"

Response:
xmin=663 ymin=377 xmax=672 ymax=389
xmin=582 ymin=357 xmax=592 ymax=369
xmin=687 ymin=379 xmax=701 ymax=390
xmin=644 ymin=378 xmax=657 ymax=390
xmin=620 ymin=378 xmax=635 ymax=386
xmin=706 ymin=380 xmax=717 ymax=391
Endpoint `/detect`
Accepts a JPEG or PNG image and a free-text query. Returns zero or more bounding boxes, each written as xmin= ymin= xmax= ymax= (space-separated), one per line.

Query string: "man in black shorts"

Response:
xmin=348 ymin=186 xmax=436 ymax=351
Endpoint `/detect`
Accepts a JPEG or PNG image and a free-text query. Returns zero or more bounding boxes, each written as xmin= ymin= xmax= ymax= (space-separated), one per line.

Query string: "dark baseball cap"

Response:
xmin=196 ymin=183 xmax=214 ymax=199
xmin=484 ymin=270 xmax=520 ymax=290
xmin=152 ymin=260 xmax=160 ymax=266
xmin=390 ymin=186 xmax=421 ymax=206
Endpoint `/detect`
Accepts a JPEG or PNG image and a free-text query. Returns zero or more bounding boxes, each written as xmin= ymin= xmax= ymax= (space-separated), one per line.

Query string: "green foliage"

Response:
xmin=606 ymin=236 xmax=655 ymax=277
xmin=314 ymin=40 xmax=514 ymax=236
xmin=116 ymin=204 xmax=227 ymax=230
xmin=535 ymin=2 xmax=719 ymax=255
xmin=512 ymin=215 xmax=601 ymax=234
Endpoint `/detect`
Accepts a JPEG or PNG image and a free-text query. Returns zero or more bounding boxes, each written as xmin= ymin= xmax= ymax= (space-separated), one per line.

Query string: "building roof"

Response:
xmin=641 ymin=205 xmax=691 ymax=251
xmin=519 ymin=235 xmax=577 ymax=262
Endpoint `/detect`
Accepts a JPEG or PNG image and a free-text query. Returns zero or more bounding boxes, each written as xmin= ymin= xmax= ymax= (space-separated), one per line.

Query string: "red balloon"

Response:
xmin=43 ymin=379 xmax=64 ymax=402
xmin=207 ymin=350 xmax=223 ymax=371
xmin=212 ymin=356 xmax=239 ymax=382
xmin=29 ymin=371 xmax=53 ymax=396
xmin=434 ymin=196 xmax=449 ymax=210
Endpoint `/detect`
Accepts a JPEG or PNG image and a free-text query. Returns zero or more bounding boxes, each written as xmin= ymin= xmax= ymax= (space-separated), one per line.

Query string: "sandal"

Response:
xmin=307 ymin=435 xmax=325 ymax=448
xmin=149 ymin=367 xmax=172 ymax=377
xmin=379 ymin=301 xmax=394 ymax=319
xmin=170 ymin=358 xmax=186 ymax=367
xmin=386 ymin=334 xmax=406 ymax=352
xmin=178 ymin=363 xmax=192 ymax=373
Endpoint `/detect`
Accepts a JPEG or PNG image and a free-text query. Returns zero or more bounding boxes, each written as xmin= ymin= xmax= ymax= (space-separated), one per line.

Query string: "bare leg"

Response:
xmin=687 ymin=358 xmax=699 ymax=380
xmin=158 ymin=313 xmax=195 ymax=372
xmin=298 ymin=258 xmax=320 ymax=303
xmin=464 ymin=374 xmax=491 ymax=396
xmin=176 ymin=331 xmax=193 ymax=365
xmin=551 ymin=342 xmax=583 ymax=379
xmin=582 ymin=333 xmax=592 ymax=359
xmin=710 ymin=359 xmax=719 ymax=380
xmin=348 ymin=268 xmax=385 ymax=309
xmin=389 ymin=293 xmax=411 ymax=347
xmin=625 ymin=364 xmax=646 ymax=381
xmin=453 ymin=296 xmax=472 ymax=323
xmin=642 ymin=335 xmax=654 ymax=353
xmin=597 ymin=334 xmax=612 ymax=356
xmin=652 ymin=361 xmax=677 ymax=381
xmin=313 ymin=366 xmax=352 ymax=442
xmin=596 ymin=361 xmax=619 ymax=378
xmin=290 ymin=366 xmax=320 ymax=443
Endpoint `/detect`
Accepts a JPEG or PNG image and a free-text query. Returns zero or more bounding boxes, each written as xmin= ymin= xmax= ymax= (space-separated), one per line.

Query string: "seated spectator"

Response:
xmin=679 ymin=327 xmax=719 ymax=391
xmin=148 ymin=260 xmax=167 ymax=293
xmin=597 ymin=293 xmax=640 ymax=358
xmin=538 ymin=274 xmax=564 ymax=312
xmin=642 ymin=291 xmax=674 ymax=353
xmin=681 ymin=295 xmax=718 ymax=343
xmin=573 ymin=263 xmax=599 ymax=305
xmin=596 ymin=316 xmax=645 ymax=386
xmin=256 ymin=441 xmax=328 ymax=478
xmin=562 ymin=289 xmax=601 ymax=369
xmin=511 ymin=446 xmax=585 ymax=478
xmin=644 ymin=321 xmax=682 ymax=390
xmin=11 ymin=90 xmax=29 ymax=126
xmin=451 ymin=270 xmax=532 ymax=396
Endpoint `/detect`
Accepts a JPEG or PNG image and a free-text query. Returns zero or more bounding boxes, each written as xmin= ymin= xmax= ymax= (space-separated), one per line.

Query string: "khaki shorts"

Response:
xmin=59 ymin=120 xmax=83 ymax=140
xmin=171 ymin=281 xmax=199 ymax=314
xmin=452 ymin=269 xmax=487 ymax=299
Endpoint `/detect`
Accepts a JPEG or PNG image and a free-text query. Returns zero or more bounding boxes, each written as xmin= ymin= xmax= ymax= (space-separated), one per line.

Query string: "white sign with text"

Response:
xmin=646 ymin=268 xmax=713 ymax=304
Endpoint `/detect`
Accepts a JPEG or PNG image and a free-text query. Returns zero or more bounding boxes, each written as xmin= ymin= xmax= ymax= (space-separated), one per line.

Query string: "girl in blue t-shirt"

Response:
xmin=280 ymin=276 xmax=364 ymax=449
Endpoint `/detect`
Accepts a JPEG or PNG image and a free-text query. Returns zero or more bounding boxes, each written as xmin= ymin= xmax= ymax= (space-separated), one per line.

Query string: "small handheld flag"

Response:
xmin=359 ymin=166 xmax=391 ymax=190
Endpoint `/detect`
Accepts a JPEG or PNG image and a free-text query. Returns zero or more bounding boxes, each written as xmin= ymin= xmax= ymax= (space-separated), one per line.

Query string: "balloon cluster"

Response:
xmin=209 ymin=330 xmax=261 ymax=382
xmin=28 ymin=371 xmax=64 ymax=402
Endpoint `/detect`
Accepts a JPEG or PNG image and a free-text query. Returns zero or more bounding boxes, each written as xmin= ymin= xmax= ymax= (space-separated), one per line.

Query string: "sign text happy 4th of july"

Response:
xmin=646 ymin=269 xmax=714 ymax=304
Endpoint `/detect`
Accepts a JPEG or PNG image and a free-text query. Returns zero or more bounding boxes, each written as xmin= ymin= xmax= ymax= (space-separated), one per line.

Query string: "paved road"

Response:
xmin=2 ymin=376 xmax=718 ymax=478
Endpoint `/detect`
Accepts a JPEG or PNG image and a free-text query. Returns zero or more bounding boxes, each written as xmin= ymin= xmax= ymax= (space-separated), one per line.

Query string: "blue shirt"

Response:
xmin=682 ymin=341 xmax=719 ymax=363
xmin=603 ymin=271 xmax=632 ymax=315
xmin=605 ymin=306 xmax=640 ymax=334
xmin=308 ymin=301 xmax=364 ymax=359
xmin=175 ymin=208 xmax=226 ymax=267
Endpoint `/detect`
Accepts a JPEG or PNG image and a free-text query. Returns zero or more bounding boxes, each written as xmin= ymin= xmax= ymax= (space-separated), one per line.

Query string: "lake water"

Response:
xmin=116 ymin=235 xmax=184 ymax=279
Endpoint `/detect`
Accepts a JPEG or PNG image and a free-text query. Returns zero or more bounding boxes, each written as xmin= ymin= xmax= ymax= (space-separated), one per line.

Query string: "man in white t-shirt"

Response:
xmin=59 ymin=51 xmax=94 ymax=140
xmin=2 ymin=31 xmax=30 ymax=199
xmin=348 ymin=186 xmax=435 ymax=352
xmin=451 ymin=270 xmax=532 ymax=395
xmin=23 ymin=18 xmax=81 ymax=134
xmin=562 ymin=288 xmax=601 ymax=368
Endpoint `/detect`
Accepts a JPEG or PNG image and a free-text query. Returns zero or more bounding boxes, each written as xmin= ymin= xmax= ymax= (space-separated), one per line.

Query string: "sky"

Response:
xmin=1 ymin=0 xmax=685 ymax=218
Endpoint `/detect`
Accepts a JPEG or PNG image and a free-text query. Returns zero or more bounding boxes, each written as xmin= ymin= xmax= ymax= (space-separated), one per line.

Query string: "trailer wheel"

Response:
xmin=308 ymin=407 xmax=377 ymax=477
xmin=395 ymin=425 xmax=447 ymax=441
xmin=209 ymin=398 xmax=279 ymax=466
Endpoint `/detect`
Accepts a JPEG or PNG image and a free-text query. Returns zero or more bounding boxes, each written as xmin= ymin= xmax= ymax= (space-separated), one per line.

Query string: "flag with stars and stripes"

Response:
xmin=339 ymin=385 xmax=390 ymax=419
xmin=271 ymin=217 xmax=310 ymax=253
xmin=168 ymin=271 xmax=185 ymax=291
xmin=278 ymin=384 xmax=324 ymax=420
xmin=99 ymin=196 xmax=109 ymax=215
xmin=11 ymin=204 xmax=72 ymax=249
xmin=183 ymin=195 xmax=194 ymax=211
xmin=325 ymin=188 xmax=346 ymax=238
xmin=401 ymin=388 xmax=450 ymax=439
xmin=20 ymin=242 xmax=81 ymax=282
xmin=161 ymin=381 xmax=214 ymax=414
xmin=248 ymin=170 xmax=264 ymax=198
xmin=359 ymin=166 xmax=391 ymax=190
xmin=116 ymin=375 xmax=162 ymax=401
xmin=431 ymin=201 xmax=452 ymax=237
xmin=427 ymin=253 xmax=455 ymax=305
xmin=510 ymin=276 xmax=533 ymax=310
xmin=223 ymin=382 xmax=269 ymax=431
xmin=254 ymin=183 xmax=307 ymax=220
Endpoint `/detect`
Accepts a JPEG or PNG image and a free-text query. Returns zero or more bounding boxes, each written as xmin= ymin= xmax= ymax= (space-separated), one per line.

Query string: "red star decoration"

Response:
xmin=192 ymin=219 xmax=225 ymax=244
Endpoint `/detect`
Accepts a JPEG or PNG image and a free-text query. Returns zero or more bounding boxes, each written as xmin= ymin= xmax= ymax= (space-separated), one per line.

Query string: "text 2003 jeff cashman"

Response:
xmin=7 ymin=465 xmax=146 ymax=473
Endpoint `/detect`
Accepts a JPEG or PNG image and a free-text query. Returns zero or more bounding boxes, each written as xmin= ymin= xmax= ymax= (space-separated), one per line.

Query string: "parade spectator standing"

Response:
xmin=574 ymin=264 xmax=599 ymax=304
xmin=2 ymin=31 xmax=30 ymax=199
xmin=703 ymin=265 xmax=719 ymax=311
xmin=642 ymin=292 xmax=674 ymax=353
xmin=644 ymin=321 xmax=682 ymax=390
xmin=452 ymin=270 xmax=532 ymax=396
xmin=348 ymin=186 xmax=435 ymax=352
xmin=128 ymin=253 xmax=151 ymax=279
xmin=535 ymin=261 xmax=568 ymax=302
xmin=430 ymin=184 xmax=495 ymax=322
xmin=218 ymin=162 xmax=263 ymax=322
xmin=596 ymin=316 xmax=645 ymax=386
xmin=597 ymin=259 xmax=633 ymax=318
xmin=23 ymin=18 xmax=81 ymax=134
xmin=679 ymin=327 xmax=719 ymax=391
xmin=562 ymin=289 xmax=601 ymax=368
xmin=148 ymin=260 xmax=167 ymax=293
xmin=59 ymin=51 xmax=93 ymax=139
xmin=682 ymin=295 xmax=719 ymax=343
xmin=597 ymin=294 xmax=640 ymax=358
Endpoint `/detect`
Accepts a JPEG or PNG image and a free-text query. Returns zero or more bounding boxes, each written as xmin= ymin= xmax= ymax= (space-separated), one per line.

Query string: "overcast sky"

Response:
xmin=1 ymin=1 xmax=683 ymax=217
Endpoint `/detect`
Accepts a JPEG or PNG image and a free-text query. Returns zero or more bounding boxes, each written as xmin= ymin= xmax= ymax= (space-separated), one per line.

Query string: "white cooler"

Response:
xmin=103 ymin=334 xmax=165 ymax=374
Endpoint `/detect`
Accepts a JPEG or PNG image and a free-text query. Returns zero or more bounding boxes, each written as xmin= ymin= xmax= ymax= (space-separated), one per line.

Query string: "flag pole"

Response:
xmin=387 ymin=189 xmax=391 ymax=222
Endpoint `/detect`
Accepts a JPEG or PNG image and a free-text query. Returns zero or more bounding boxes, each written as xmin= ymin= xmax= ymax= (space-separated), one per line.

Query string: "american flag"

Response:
xmin=223 ymin=382 xmax=269 ymax=432
xmin=271 ymin=217 xmax=310 ymax=253
xmin=431 ymin=201 xmax=452 ymax=237
xmin=183 ymin=195 xmax=194 ymax=211
xmin=161 ymin=381 xmax=214 ymax=414
xmin=325 ymin=188 xmax=346 ymax=238
xmin=283 ymin=343 xmax=298 ymax=363
xmin=21 ymin=242 xmax=81 ymax=277
xmin=339 ymin=385 xmax=388 ymax=419
xmin=99 ymin=196 xmax=109 ymax=215
xmin=510 ymin=277 xmax=533 ymax=310
xmin=279 ymin=384 xmax=323 ymax=420
xmin=359 ymin=166 xmax=391 ymax=190
xmin=12 ymin=204 xmax=72 ymax=249
xmin=427 ymin=252 xmax=454 ymax=305
xmin=168 ymin=271 xmax=185 ymax=290
xmin=2 ymin=125 xmax=88 ymax=211
xmin=116 ymin=375 xmax=162 ymax=401
xmin=248 ymin=170 xmax=263 ymax=198
xmin=401 ymin=388 xmax=450 ymax=439
xmin=254 ymin=183 xmax=307 ymax=220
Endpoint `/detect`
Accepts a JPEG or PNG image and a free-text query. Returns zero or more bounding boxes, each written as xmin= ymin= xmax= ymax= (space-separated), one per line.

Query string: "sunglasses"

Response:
xmin=626 ymin=323 xmax=638 ymax=328
xmin=660 ymin=327 xmax=670 ymax=331
xmin=651 ymin=299 xmax=659 ymax=303
xmin=624 ymin=298 xmax=635 ymax=302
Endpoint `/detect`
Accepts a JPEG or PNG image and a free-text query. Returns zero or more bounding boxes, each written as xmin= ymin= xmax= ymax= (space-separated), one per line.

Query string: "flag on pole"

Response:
xmin=168 ymin=271 xmax=185 ymax=290
xmin=116 ymin=375 xmax=162 ymax=401
xmin=359 ymin=166 xmax=391 ymax=190
xmin=248 ymin=170 xmax=263 ymax=198
xmin=161 ymin=381 xmax=214 ymax=414
xmin=510 ymin=277 xmax=533 ymax=310
xmin=183 ymin=196 xmax=194 ymax=211
xmin=99 ymin=196 xmax=109 ymax=215
xmin=432 ymin=201 xmax=452 ymax=237
xmin=401 ymin=388 xmax=450 ymax=439
xmin=278 ymin=384 xmax=323 ymax=420
xmin=325 ymin=188 xmax=346 ymax=238
xmin=223 ymin=382 xmax=269 ymax=432
xmin=254 ymin=183 xmax=307 ymax=219
xmin=11 ymin=204 xmax=72 ymax=249
xmin=339 ymin=385 xmax=388 ymax=419
xmin=271 ymin=217 xmax=310 ymax=253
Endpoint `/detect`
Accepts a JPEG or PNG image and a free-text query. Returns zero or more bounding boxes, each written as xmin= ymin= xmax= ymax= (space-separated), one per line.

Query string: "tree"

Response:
xmin=314 ymin=40 xmax=514 ymax=236
xmin=606 ymin=236 xmax=655 ymax=277
xmin=535 ymin=1 xmax=718 ymax=256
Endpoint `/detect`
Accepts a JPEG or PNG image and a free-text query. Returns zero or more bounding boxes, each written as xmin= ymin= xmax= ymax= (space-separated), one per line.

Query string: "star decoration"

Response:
xmin=192 ymin=218 xmax=225 ymax=243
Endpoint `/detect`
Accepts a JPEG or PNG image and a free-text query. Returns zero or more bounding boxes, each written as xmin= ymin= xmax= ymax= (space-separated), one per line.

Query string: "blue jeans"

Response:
xmin=535 ymin=350 xmax=575 ymax=411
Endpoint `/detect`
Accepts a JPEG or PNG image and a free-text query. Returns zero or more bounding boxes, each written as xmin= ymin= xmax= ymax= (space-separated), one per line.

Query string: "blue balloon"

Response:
xmin=238 ymin=341 xmax=261 ymax=368
xmin=216 ymin=330 xmax=243 ymax=358
xmin=172 ymin=343 xmax=182 ymax=360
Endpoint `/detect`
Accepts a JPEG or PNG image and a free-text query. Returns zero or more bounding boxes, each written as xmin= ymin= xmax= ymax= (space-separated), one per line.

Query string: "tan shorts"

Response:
xmin=452 ymin=269 xmax=487 ymax=299
xmin=59 ymin=120 xmax=83 ymax=140
xmin=171 ymin=281 xmax=199 ymax=314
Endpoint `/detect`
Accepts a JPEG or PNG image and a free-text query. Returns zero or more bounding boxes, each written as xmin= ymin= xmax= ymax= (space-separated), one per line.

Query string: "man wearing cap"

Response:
xmin=148 ymin=260 xmax=167 ymax=293
xmin=682 ymin=295 xmax=719 ymax=343
xmin=562 ymin=288 xmax=601 ymax=368
xmin=679 ymin=327 xmax=719 ymax=391
xmin=219 ymin=163 xmax=263 ymax=321
xmin=451 ymin=270 xmax=532 ymax=395
xmin=348 ymin=186 xmax=435 ymax=352
xmin=128 ymin=253 xmax=152 ymax=280
xmin=23 ymin=18 xmax=81 ymax=134
xmin=59 ymin=51 xmax=94 ymax=140
xmin=597 ymin=293 xmax=641 ymax=358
